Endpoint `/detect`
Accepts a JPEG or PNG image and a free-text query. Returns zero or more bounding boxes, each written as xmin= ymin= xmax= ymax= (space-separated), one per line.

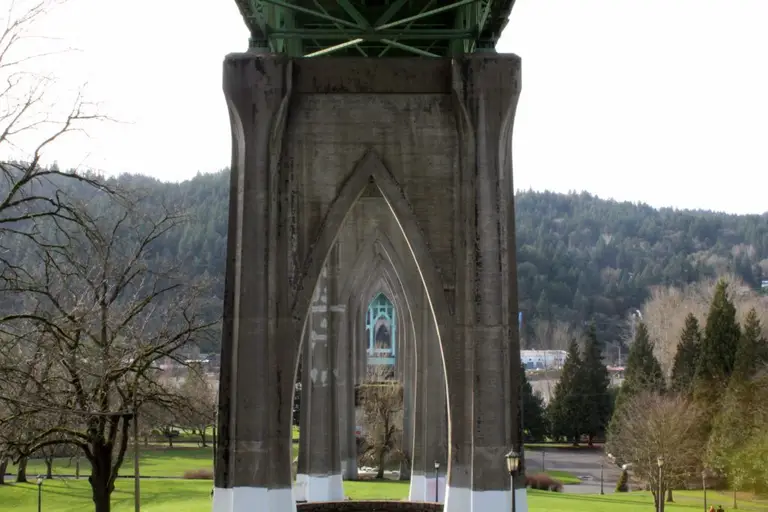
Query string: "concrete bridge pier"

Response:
xmin=214 ymin=52 xmax=526 ymax=512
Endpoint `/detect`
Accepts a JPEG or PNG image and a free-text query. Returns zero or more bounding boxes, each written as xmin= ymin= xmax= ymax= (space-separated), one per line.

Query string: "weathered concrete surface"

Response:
xmin=296 ymin=243 xmax=344 ymax=502
xmin=215 ymin=54 xmax=523 ymax=512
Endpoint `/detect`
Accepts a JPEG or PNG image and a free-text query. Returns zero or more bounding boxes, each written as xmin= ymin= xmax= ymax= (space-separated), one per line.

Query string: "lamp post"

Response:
xmin=505 ymin=450 xmax=521 ymax=512
xmin=702 ymin=469 xmax=707 ymax=512
xmin=36 ymin=475 xmax=43 ymax=512
xmin=600 ymin=456 xmax=605 ymax=495
xmin=541 ymin=450 xmax=545 ymax=472
xmin=434 ymin=461 xmax=440 ymax=503
xmin=657 ymin=457 xmax=664 ymax=512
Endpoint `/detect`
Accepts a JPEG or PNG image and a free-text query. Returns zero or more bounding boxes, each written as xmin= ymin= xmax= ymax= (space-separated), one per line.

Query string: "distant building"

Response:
xmin=520 ymin=350 xmax=567 ymax=370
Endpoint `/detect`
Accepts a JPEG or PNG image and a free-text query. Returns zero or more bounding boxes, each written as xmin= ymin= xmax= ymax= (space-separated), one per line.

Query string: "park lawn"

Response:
xmin=5 ymin=445 xmax=300 ymax=479
xmin=4 ymin=480 xmax=768 ymax=512
xmin=530 ymin=490 xmax=768 ymax=511
xmin=542 ymin=470 xmax=581 ymax=484
xmin=0 ymin=479 xmax=214 ymax=512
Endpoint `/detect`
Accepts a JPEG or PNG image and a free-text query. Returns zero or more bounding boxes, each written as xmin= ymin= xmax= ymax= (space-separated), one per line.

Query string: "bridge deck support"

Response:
xmin=214 ymin=53 xmax=526 ymax=512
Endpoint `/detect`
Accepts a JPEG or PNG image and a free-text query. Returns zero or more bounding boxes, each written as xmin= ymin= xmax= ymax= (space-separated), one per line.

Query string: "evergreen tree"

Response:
xmin=521 ymin=364 xmax=548 ymax=442
xmin=709 ymin=308 xmax=768 ymax=472
xmin=579 ymin=323 xmax=612 ymax=446
xmin=670 ymin=313 xmax=701 ymax=395
xmin=609 ymin=322 xmax=665 ymax=437
xmin=732 ymin=308 xmax=768 ymax=382
xmin=694 ymin=280 xmax=741 ymax=408
xmin=549 ymin=340 xmax=586 ymax=444
xmin=620 ymin=321 xmax=665 ymax=396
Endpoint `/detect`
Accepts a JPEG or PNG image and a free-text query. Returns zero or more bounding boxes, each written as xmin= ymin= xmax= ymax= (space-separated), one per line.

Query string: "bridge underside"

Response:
xmin=233 ymin=0 xmax=516 ymax=57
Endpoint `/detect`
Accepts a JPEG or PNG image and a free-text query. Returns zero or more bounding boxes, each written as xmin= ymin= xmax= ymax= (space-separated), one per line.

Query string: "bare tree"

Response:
xmin=0 ymin=194 xmax=215 ymax=512
xmin=607 ymin=392 xmax=703 ymax=512
xmin=178 ymin=363 xmax=217 ymax=447
xmin=358 ymin=365 xmax=403 ymax=479
xmin=641 ymin=274 xmax=766 ymax=376
xmin=532 ymin=319 xmax=574 ymax=351
xmin=0 ymin=0 xmax=111 ymax=254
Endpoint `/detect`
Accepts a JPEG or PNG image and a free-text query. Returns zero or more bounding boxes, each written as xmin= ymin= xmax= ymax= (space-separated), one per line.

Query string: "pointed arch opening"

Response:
xmin=290 ymin=150 xmax=454 ymax=484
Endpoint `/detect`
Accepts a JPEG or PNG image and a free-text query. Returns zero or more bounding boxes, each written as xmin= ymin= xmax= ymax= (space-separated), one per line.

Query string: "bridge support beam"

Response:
xmin=214 ymin=53 xmax=525 ymax=512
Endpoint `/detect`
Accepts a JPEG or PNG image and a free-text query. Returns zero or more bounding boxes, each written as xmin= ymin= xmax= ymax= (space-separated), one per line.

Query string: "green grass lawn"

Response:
xmin=3 ymin=479 xmax=767 ymax=512
xmin=542 ymin=470 xmax=581 ymax=485
xmin=5 ymin=445 xmax=300 ymax=479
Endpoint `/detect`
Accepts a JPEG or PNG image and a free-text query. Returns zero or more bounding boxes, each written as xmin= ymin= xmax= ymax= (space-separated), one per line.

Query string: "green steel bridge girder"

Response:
xmin=232 ymin=0 xmax=517 ymax=57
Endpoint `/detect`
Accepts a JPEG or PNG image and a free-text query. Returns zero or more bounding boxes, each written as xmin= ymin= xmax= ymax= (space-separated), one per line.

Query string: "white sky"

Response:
xmin=9 ymin=0 xmax=768 ymax=214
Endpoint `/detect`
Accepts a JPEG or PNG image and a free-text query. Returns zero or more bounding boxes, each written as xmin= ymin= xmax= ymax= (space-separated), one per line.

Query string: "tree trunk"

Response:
xmin=587 ymin=434 xmax=594 ymax=447
xmin=667 ymin=487 xmax=673 ymax=502
xmin=89 ymin=447 xmax=115 ymax=512
xmin=0 ymin=458 xmax=8 ymax=485
xmin=16 ymin=457 xmax=27 ymax=483
xmin=212 ymin=426 xmax=217 ymax=464
xmin=167 ymin=434 xmax=173 ymax=448
xmin=45 ymin=457 xmax=53 ymax=479
xmin=376 ymin=450 xmax=385 ymax=479
xmin=199 ymin=428 xmax=207 ymax=448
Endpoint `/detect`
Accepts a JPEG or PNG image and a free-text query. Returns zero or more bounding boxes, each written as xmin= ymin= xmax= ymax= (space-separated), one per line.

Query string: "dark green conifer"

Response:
xmin=670 ymin=313 xmax=701 ymax=395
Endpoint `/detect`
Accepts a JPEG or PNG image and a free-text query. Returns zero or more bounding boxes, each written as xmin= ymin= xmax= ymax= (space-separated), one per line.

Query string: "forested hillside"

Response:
xmin=23 ymin=169 xmax=768 ymax=352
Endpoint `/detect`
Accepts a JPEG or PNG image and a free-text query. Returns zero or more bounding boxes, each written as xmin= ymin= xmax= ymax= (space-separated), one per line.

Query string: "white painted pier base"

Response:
xmin=212 ymin=487 xmax=297 ymax=512
xmin=424 ymin=476 xmax=446 ymax=503
xmin=444 ymin=487 xmax=528 ymax=512
xmin=294 ymin=473 xmax=344 ymax=503
xmin=408 ymin=473 xmax=426 ymax=501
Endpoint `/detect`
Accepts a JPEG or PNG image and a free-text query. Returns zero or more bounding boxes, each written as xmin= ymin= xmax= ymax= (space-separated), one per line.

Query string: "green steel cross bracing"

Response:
xmin=233 ymin=0 xmax=516 ymax=58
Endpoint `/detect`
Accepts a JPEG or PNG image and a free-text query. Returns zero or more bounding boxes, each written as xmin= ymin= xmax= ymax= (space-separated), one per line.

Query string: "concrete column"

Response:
xmin=295 ymin=332 xmax=312 ymax=501
xmin=409 ymin=292 xmax=429 ymax=501
xmin=399 ymin=302 xmax=414 ymax=481
xmin=214 ymin=54 xmax=296 ymax=512
xmin=423 ymin=314 xmax=448 ymax=503
xmin=296 ymin=246 xmax=344 ymax=502
xmin=338 ymin=296 xmax=357 ymax=480
xmin=454 ymin=54 xmax=526 ymax=512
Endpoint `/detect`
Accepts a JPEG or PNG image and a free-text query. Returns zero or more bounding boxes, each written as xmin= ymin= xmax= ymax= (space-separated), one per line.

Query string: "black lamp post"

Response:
xmin=36 ymin=475 xmax=43 ymax=512
xmin=600 ymin=456 xmax=605 ymax=495
xmin=505 ymin=450 xmax=521 ymax=512
xmin=434 ymin=461 xmax=440 ymax=503
xmin=657 ymin=456 xmax=664 ymax=512
xmin=702 ymin=469 xmax=708 ymax=512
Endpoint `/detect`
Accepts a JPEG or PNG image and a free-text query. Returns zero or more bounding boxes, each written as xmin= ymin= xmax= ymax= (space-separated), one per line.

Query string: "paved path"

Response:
xmin=526 ymin=448 xmax=623 ymax=494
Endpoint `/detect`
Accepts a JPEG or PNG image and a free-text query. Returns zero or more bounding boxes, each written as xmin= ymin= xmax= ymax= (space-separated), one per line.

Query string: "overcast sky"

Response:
xmin=9 ymin=0 xmax=768 ymax=214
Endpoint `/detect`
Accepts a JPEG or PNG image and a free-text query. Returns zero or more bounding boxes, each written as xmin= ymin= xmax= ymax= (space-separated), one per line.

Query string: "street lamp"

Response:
xmin=600 ymin=455 xmax=605 ymax=495
xmin=433 ymin=461 xmax=440 ymax=503
xmin=702 ymin=469 xmax=708 ymax=512
xmin=657 ymin=457 xmax=664 ymax=512
xmin=36 ymin=475 xmax=43 ymax=512
xmin=505 ymin=450 xmax=521 ymax=512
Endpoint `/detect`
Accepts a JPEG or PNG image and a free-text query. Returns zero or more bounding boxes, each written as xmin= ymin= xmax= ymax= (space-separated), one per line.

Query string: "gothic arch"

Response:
xmin=291 ymin=150 xmax=453 ymax=384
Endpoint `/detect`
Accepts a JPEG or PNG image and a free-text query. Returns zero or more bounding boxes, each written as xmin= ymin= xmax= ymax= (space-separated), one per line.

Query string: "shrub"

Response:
xmin=183 ymin=469 xmax=214 ymax=480
xmin=616 ymin=469 xmax=629 ymax=492
xmin=524 ymin=473 xmax=563 ymax=492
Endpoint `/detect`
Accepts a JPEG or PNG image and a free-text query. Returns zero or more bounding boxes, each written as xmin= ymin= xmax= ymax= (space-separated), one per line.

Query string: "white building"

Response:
xmin=520 ymin=350 xmax=567 ymax=370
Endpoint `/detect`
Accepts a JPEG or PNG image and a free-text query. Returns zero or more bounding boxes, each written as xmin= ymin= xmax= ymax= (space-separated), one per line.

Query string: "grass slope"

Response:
xmin=3 ymin=480 xmax=767 ymax=512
